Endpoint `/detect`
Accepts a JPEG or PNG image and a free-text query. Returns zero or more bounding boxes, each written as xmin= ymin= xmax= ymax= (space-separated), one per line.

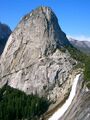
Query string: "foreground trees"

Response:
xmin=67 ymin=46 xmax=90 ymax=82
xmin=84 ymin=56 xmax=90 ymax=82
xmin=0 ymin=85 xmax=49 ymax=120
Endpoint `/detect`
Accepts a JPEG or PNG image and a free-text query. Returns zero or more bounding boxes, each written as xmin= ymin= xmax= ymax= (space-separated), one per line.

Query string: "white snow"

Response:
xmin=49 ymin=74 xmax=81 ymax=120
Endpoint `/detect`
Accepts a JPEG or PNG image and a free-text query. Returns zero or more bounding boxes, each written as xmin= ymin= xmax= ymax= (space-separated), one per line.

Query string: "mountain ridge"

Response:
xmin=69 ymin=37 xmax=90 ymax=55
xmin=0 ymin=22 xmax=11 ymax=55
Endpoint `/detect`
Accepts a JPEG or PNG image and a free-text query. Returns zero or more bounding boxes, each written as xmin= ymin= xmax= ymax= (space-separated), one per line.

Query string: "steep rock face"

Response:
xmin=0 ymin=7 xmax=76 ymax=101
xmin=61 ymin=75 xmax=90 ymax=120
xmin=0 ymin=22 xmax=11 ymax=55
xmin=62 ymin=91 xmax=90 ymax=120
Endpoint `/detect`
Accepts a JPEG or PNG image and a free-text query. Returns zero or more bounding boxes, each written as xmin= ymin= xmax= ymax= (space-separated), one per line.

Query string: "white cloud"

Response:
xmin=67 ymin=35 xmax=90 ymax=41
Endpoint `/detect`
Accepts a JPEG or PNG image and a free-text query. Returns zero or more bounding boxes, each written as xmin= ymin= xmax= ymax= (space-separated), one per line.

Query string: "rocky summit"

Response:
xmin=0 ymin=7 xmax=76 ymax=101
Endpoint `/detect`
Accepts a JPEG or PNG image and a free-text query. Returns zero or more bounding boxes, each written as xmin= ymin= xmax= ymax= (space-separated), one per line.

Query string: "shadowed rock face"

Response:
xmin=0 ymin=7 xmax=76 ymax=101
xmin=0 ymin=22 xmax=11 ymax=55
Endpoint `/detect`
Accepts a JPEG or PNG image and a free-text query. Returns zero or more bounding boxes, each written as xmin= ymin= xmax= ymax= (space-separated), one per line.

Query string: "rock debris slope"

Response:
xmin=0 ymin=7 xmax=76 ymax=101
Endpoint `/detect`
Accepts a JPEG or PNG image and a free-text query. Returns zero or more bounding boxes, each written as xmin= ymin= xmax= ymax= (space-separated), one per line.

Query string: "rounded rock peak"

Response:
xmin=0 ymin=22 xmax=11 ymax=34
xmin=1 ymin=6 xmax=71 ymax=64
xmin=22 ymin=6 xmax=58 ymax=23
xmin=0 ymin=7 xmax=74 ymax=100
xmin=20 ymin=6 xmax=71 ymax=56
xmin=35 ymin=6 xmax=53 ymax=12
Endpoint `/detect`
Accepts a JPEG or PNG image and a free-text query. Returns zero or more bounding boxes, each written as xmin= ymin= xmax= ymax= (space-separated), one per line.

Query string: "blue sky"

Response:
xmin=0 ymin=0 xmax=90 ymax=40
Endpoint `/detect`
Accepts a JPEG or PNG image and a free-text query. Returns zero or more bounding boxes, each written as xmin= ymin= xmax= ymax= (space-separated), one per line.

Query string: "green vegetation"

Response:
xmin=0 ymin=45 xmax=90 ymax=120
xmin=66 ymin=45 xmax=90 ymax=83
xmin=86 ymin=82 xmax=90 ymax=89
xmin=84 ymin=56 xmax=90 ymax=82
xmin=66 ymin=46 xmax=86 ymax=62
xmin=0 ymin=85 xmax=49 ymax=120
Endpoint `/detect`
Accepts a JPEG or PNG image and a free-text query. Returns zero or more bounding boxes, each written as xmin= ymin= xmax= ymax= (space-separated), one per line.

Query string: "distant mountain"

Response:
xmin=0 ymin=22 xmax=11 ymax=55
xmin=69 ymin=38 xmax=90 ymax=55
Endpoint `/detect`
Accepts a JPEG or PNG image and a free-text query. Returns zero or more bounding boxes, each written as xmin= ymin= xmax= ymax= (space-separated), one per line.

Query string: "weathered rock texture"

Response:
xmin=60 ymin=75 xmax=90 ymax=120
xmin=61 ymin=91 xmax=90 ymax=120
xmin=0 ymin=7 xmax=76 ymax=101
xmin=0 ymin=22 xmax=11 ymax=55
